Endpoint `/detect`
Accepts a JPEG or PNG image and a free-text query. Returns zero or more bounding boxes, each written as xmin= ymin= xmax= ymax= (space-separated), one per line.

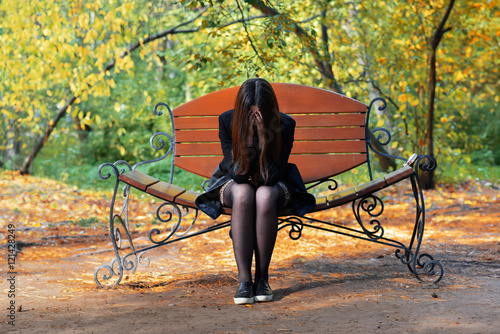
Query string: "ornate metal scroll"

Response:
xmin=278 ymin=216 xmax=304 ymax=240
xmin=306 ymin=178 xmax=338 ymax=192
xmin=352 ymin=194 xmax=385 ymax=240
xmin=133 ymin=102 xmax=176 ymax=184
xmin=149 ymin=202 xmax=198 ymax=244
xmin=365 ymin=98 xmax=407 ymax=180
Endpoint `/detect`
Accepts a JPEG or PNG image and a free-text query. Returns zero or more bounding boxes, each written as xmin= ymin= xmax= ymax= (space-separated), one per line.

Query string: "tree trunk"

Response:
xmin=19 ymin=96 xmax=77 ymax=174
xmin=421 ymin=0 xmax=455 ymax=189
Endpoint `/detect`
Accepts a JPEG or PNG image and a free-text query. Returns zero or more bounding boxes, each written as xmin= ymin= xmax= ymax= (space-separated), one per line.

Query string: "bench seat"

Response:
xmin=119 ymin=165 xmax=414 ymax=217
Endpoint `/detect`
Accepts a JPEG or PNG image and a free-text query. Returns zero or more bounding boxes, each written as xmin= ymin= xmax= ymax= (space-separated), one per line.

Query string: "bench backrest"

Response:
xmin=172 ymin=83 xmax=368 ymax=184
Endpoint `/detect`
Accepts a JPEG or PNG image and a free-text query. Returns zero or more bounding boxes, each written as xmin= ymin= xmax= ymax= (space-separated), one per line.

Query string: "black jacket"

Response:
xmin=195 ymin=109 xmax=315 ymax=219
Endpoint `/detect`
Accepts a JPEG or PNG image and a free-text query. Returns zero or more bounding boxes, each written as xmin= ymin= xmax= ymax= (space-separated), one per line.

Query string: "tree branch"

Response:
xmin=250 ymin=0 xmax=343 ymax=93
xmin=19 ymin=7 xmax=273 ymax=174
xmin=235 ymin=0 xmax=268 ymax=68
xmin=431 ymin=0 xmax=456 ymax=49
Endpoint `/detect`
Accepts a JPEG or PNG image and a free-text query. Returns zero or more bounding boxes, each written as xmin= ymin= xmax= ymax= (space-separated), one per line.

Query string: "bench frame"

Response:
xmin=94 ymin=89 xmax=444 ymax=286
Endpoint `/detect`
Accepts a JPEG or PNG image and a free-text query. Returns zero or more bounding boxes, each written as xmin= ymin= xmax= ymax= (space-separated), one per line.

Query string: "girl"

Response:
xmin=195 ymin=78 xmax=315 ymax=304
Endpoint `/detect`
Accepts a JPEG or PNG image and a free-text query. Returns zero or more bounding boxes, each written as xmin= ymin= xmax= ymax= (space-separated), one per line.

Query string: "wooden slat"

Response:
xmin=176 ymin=129 xmax=219 ymax=143
xmin=175 ymin=140 xmax=366 ymax=156
xmin=119 ymin=170 xmax=159 ymax=191
xmin=289 ymin=154 xmax=367 ymax=183
xmin=173 ymin=87 xmax=239 ymax=117
xmin=175 ymin=156 xmax=221 ymax=178
xmin=176 ymin=143 xmax=222 ymax=156
xmin=147 ymin=181 xmax=186 ymax=202
xmin=354 ymin=178 xmax=386 ymax=197
xmin=292 ymin=141 xmax=366 ymax=154
xmin=174 ymin=190 xmax=200 ymax=207
xmin=174 ymin=116 xmax=218 ymax=130
xmin=295 ymin=127 xmax=365 ymax=141
xmin=310 ymin=195 xmax=328 ymax=212
xmin=383 ymin=165 xmax=414 ymax=185
xmin=327 ymin=187 xmax=358 ymax=207
xmin=174 ymin=113 xmax=366 ymax=131
xmin=292 ymin=114 xmax=366 ymax=127
xmin=172 ymin=83 xmax=367 ymax=117
xmin=273 ymin=83 xmax=367 ymax=114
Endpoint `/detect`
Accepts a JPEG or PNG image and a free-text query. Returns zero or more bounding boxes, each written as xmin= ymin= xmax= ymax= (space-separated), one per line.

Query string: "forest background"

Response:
xmin=1 ymin=0 xmax=498 ymax=191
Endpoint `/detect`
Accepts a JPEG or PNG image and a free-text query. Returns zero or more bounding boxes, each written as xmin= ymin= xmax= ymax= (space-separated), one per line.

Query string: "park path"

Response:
xmin=1 ymin=172 xmax=499 ymax=333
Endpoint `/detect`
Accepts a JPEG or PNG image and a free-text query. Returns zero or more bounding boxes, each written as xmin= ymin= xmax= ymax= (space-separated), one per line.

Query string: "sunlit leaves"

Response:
xmin=0 ymin=0 xmax=498 ymax=176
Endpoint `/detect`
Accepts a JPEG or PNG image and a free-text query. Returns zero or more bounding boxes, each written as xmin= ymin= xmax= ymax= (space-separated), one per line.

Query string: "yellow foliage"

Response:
xmin=398 ymin=94 xmax=408 ymax=104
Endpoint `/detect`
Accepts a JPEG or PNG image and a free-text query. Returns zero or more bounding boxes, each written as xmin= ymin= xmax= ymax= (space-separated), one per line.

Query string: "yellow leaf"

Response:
xmin=455 ymin=71 xmax=465 ymax=81
xmin=107 ymin=79 xmax=116 ymax=88
xmin=114 ymin=103 xmax=121 ymax=112
xmin=399 ymin=104 xmax=407 ymax=111
xmin=376 ymin=119 xmax=385 ymax=127
xmin=399 ymin=80 xmax=407 ymax=92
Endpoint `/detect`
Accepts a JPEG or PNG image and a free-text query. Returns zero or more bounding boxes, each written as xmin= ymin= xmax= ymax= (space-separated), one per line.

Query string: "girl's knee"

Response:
xmin=231 ymin=183 xmax=255 ymax=204
xmin=255 ymin=186 xmax=280 ymax=209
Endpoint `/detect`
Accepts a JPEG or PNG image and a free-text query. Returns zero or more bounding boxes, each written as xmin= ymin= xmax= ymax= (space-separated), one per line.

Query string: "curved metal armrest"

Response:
xmin=131 ymin=103 xmax=176 ymax=184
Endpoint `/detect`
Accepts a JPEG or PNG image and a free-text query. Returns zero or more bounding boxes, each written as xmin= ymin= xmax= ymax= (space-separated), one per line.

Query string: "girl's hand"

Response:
xmin=249 ymin=108 xmax=266 ymax=149
xmin=246 ymin=112 xmax=255 ymax=146
xmin=252 ymin=109 xmax=266 ymax=149
xmin=247 ymin=108 xmax=265 ymax=148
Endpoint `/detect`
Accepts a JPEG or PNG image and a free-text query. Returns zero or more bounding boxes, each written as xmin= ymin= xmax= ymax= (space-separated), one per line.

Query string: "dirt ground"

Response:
xmin=1 ymin=175 xmax=499 ymax=333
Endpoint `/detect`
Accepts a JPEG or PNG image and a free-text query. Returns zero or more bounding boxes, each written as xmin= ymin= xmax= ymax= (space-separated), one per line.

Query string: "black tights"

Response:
xmin=223 ymin=182 xmax=285 ymax=283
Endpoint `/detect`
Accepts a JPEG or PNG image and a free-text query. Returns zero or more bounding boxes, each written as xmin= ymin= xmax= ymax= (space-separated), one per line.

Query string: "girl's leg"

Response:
xmin=223 ymin=182 xmax=256 ymax=283
xmin=254 ymin=184 xmax=285 ymax=281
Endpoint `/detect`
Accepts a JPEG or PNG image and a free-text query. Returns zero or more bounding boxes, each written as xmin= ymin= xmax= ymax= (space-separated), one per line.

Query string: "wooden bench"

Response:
xmin=94 ymin=83 xmax=444 ymax=286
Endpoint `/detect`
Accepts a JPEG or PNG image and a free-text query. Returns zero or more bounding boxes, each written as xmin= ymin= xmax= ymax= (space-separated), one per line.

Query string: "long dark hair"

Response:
xmin=232 ymin=78 xmax=282 ymax=185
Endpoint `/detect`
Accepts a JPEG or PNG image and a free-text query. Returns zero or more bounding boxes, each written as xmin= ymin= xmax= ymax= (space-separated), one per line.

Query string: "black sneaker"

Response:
xmin=234 ymin=281 xmax=254 ymax=305
xmin=254 ymin=279 xmax=273 ymax=302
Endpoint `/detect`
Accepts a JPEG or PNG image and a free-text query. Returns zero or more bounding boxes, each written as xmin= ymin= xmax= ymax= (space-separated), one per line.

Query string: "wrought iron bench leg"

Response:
xmin=399 ymin=158 xmax=444 ymax=283
xmin=94 ymin=163 xmax=141 ymax=285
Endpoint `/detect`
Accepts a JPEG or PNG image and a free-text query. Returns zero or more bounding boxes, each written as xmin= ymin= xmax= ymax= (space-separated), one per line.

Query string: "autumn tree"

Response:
xmin=1 ymin=0 xmax=498 ymax=186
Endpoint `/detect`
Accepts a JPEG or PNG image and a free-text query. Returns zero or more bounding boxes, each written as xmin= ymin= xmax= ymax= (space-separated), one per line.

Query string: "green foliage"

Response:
xmin=0 ymin=0 xmax=498 ymax=186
